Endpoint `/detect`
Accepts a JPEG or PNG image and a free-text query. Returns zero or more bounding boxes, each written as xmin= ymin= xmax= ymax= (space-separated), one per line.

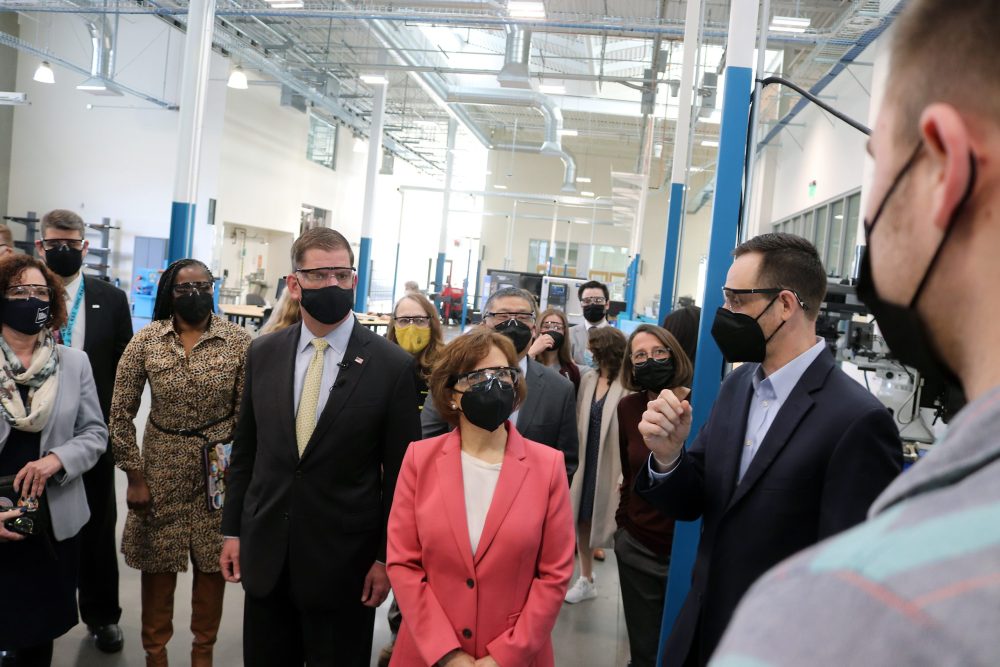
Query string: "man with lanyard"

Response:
xmin=36 ymin=210 xmax=133 ymax=654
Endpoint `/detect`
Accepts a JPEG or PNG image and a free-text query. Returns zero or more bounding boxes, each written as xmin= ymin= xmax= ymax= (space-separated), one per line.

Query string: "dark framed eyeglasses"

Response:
xmin=539 ymin=321 xmax=565 ymax=332
xmin=721 ymin=287 xmax=808 ymax=311
xmin=294 ymin=266 xmax=356 ymax=288
xmin=448 ymin=366 xmax=520 ymax=392
xmin=5 ymin=284 xmax=53 ymax=301
xmin=484 ymin=311 xmax=535 ymax=325
xmin=41 ymin=239 xmax=85 ymax=251
xmin=580 ymin=296 xmax=608 ymax=306
xmin=172 ymin=281 xmax=214 ymax=296
xmin=631 ymin=347 xmax=672 ymax=365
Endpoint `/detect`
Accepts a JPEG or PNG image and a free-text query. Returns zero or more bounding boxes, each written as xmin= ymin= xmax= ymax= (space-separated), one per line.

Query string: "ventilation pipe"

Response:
xmin=77 ymin=16 xmax=121 ymax=94
xmin=498 ymin=26 xmax=532 ymax=89
xmin=494 ymin=142 xmax=578 ymax=193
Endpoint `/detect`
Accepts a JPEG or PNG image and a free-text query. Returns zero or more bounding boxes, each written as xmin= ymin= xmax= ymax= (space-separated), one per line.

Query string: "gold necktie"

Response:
xmin=296 ymin=338 xmax=329 ymax=457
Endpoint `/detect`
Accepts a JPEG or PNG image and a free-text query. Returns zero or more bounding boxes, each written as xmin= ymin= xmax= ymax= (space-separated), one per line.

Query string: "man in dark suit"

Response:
xmin=635 ymin=233 xmax=902 ymax=666
xmin=420 ymin=286 xmax=578 ymax=484
xmin=37 ymin=209 xmax=132 ymax=653
xmin=220 ymin=228 xmax=421 ymax=666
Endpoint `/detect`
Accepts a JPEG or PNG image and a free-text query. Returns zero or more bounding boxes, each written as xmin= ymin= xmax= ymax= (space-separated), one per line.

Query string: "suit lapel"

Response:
xmin=726 ymin=353 xmax=833 ymax=511
xmin=436 ymin=432 xmax=476 ymax=574
xmin=81 ymin=277 xmax=98 ymax=354
xmin=301 ymin=321 xmax=371 ymax=460
xmin=516 ymin=359 xmax=544 ymax=431
xmin=718 ymin=372 xmax=755 ymax=504
xmin=474 ymin=427 xmax=529 ymax=565
xmin=276 ymin=325 xmax=300 ymax=462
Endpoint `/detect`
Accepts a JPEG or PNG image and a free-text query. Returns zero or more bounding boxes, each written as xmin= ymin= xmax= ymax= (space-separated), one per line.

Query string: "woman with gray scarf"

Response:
xmin=0 ymin=256 xmax=108 ymax=667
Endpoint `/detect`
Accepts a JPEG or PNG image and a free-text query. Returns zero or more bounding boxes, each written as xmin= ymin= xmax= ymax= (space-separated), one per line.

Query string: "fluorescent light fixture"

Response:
xmin=360 ymin=73 xmax=389 ymax=85
xmin=484 ymin=170 xmax=493 ymax=175
xmin=834 ymin=214 xmax=844 ymax=220
xmin=575 ymin=176 xmax=592 ymax=183
xmin=769 ymin=25 xmax=806 ymax=33
xmin=33 ymin=61 xmax=54 ymax=84
xmin=581 ymin=191 xmax=595 ymax=197
xmin=558 ymin=128 xmax=578 ymax=137
xmin=772 ymin=16 xmax=811 ymax=27
xmin=76 ymin=76 xmax=123 ymax=96
xmin=538 ymin=84 xmax=565 ymax=95
xmin=689 ymin=166 xmax=707 ymax=173
xmin=508 ymin=1 xmax=545 ymax=19
xmin=494 ymin=184 xmax=508 ymax=190
xmin=227 ymin=66 xmax=248 ymax=90
xmin=266 ymin=0 xmax=303 ymax=6
xmin=701 ymin=140 xmax=720 ymax=147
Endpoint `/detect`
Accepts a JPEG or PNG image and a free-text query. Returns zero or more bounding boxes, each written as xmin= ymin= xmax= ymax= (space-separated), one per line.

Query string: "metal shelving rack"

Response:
xmin=84 ymin=217 xmax=118 ymax=280
xmin=2 ymin=211 xmax=40 ymax=254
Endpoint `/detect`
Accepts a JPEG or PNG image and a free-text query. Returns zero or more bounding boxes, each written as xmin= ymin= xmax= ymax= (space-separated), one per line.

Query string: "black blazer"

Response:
xmin=636 ymin=350 xmax=902 ymax=665
xmin=221 ymin=320 xmax=422 ymax=608
xmin=420 ymin=356 xmax=579 ymax=484
xmin=81 ymin=276 xmax=133 ymax=422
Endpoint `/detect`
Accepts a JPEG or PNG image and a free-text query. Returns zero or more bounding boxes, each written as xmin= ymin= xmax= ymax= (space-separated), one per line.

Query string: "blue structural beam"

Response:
xmin=657 ymin=1 xmax=759 ymax=663
xmin=168 ymin=201 xmax=196 ymax=263
xmin=658 ymin=183 xmax=686 ymax=319
xmin=624 ymin=254 xmax=640 ymax=318
xmin=356 ymin=236 xmax=373 ymax=313
xmin=435 ymin=252 xmax=447 ymax=293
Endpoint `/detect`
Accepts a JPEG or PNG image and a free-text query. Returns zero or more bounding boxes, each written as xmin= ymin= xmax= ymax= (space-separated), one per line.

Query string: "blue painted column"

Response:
xmin=658 ymin=0 xmax=702 ymax=321
xmin=169 ymin=0 xmax=216 ymax=262
xmin=356 ymin=75 xmax=387 ymax=314
xmin=657 ymin=1 xmax=759 ymax=665
xmin=435 ymin=120 xmax=458 ymax=302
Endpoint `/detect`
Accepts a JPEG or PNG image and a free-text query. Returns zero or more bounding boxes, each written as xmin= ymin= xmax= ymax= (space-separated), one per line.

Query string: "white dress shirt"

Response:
xmin=293 ymin=314 xmax=355 ymax=424
xmin=649 ymin=338 xmax=828 ymax=482
xmin=62 ymin=273 xmax=86 ymax=350
xmin=508 ymin=355 xmax=529 ymax=428
xmin=461 ymin=450 xmax=502 ymax=554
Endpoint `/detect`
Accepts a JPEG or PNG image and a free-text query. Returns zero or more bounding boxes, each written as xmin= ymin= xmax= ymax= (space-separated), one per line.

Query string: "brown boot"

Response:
xmin=141 ymin=572 xmax=178 ymax=667
xmin=190 ymin=569 xmax=226 ymax=667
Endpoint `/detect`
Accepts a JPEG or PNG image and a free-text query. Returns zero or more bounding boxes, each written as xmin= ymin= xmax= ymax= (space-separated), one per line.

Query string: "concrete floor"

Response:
xmin=52 ymin=322 xmax=631 ymax=666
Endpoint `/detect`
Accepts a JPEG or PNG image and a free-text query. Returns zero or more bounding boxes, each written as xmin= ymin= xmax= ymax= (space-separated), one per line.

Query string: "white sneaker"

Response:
xmin=564 ymin=575 xmax=597 ymax=604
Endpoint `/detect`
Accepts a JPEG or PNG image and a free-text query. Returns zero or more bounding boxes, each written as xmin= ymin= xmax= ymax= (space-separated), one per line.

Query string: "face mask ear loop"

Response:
xmin=908 ymin=152 xmax=978 ymax=310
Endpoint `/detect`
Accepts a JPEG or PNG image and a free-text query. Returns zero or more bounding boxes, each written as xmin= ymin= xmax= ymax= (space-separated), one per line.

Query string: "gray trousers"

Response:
xmin=614 ymin=528 xmax=670 ymax=667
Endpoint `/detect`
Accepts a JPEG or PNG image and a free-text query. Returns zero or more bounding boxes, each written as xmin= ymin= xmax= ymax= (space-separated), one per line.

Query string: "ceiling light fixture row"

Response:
xmin=769 ymin=15 xmax=811 ymax=33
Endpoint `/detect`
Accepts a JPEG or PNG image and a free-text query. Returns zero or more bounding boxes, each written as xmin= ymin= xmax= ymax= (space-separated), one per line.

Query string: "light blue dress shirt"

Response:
xmin=293 ymin=314 xmax=355 ymax=424
xmin=649 ymin=338 xmax=827 ymax=482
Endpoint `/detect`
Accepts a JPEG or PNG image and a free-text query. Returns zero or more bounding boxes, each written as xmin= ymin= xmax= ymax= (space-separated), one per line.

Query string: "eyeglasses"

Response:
xmin=449 ymin=366 xmax=520 ymax=392
xmin=394 ymin=316 xmax=431 ymax=328
xmin=539 ymin=321 xmax=565 ymax=332
xmin=721 ymin=287 xmax=807 ymax=311
xmin=631 ymin=347 xmax=672 ymax=365
xmin=581 ymin=297 xmax=607 ymax=306
xmin=5 ymin=284 xmax=53 ymax=301
xmin=41 ymin=239 xmax=84 ymax=251
xmin=294 ymin=266 xmax=356 ymax=288
xmin=485 ymin=311 xmax=535 ymax=325
xmin=172 ymin=281 xmax=214 ymax=297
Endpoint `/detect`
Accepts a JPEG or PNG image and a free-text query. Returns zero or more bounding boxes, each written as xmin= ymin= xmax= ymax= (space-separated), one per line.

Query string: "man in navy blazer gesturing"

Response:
xmin=635 ymin=233 xmax=903 ymax=666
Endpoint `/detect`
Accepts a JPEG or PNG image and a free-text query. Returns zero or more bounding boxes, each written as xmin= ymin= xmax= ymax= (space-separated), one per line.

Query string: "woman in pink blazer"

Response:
xmin=387 ymin=328 xmax=575 ymax=667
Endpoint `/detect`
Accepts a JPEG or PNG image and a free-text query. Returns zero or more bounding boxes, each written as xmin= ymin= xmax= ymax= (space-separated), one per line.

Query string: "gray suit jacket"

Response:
xmin=0 ymin=346 xmax=108 ymax=541
xmin=569 ymin=320 xmax=609 ymax=366
xmin=420 ymin=357 xmax=579 ymax=484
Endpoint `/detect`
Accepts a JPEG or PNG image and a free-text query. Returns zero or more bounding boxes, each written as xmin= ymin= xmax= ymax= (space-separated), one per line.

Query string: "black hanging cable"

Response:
xmin=758 ymin=76 xmax=872 ymax=136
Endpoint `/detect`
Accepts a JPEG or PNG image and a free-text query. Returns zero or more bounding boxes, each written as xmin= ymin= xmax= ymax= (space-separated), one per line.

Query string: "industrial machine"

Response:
xmin=540 ymin=276 xmax=588 ymax=324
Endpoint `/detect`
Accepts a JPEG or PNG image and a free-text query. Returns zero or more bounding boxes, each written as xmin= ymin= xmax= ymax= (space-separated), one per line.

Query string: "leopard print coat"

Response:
xmin=110 ymin=315 xmax=251 ymax=573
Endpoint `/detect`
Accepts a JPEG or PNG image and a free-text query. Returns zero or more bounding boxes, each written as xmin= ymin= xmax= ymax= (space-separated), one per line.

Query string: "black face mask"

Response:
xmin=710 ymin=296 xmax=785 ymax=364
xmin=300 ymin=285 xmax=354 ymax=325
xmin=583 ymin=304 xmax=606 ymax=324
xmin=45 ymin=247 xmax=83 ymax=278
xmin=2 ymin=298 xmax=50 ymax=335
xmin=634 ymin=358 xmax=676 ymax=393
xmin=494 ymin=319 xmax=532 ymax=354
xmin=856 ymin=144 xmax=977 ymax=387
xmin=545 ymin=331 xmax=565 ymax=351
xmin=174 ymin=292 xmax=214 ymax=324
xmin=460 ymin=377 xmax=515 ymax=432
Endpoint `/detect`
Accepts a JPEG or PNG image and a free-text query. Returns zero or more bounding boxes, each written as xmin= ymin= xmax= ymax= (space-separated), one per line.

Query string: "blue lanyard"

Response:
xmin=61 ymin=280 xmax=85 ymax=347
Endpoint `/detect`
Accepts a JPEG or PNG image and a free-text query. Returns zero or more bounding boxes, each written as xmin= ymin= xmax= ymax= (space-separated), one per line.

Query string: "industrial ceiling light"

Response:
xmin=701 ymin=139 xmax=720 ymax=147
xmin=538 ymin=83 xmax=565 ymax=95
xmin=360 ymin=73 xmax=389 ymax=85
xmin=227 ymin=66 xmax=248 ymax=90
xmin=581 ymin=191 xmax=595 ymax=197
xmin=76 ymin=76 xmax=123 ymax=96
xmin=33 ymin=61 xmax=55 ymax=84
xmin=769 ymin=16 xmax=810 ymax=33
xmin=558 ymin=128 xmax=578 ymax=137
xmin=494 ymin=184 xmax=508 ymax=190
xmin=266 ymin=0 xmax=304 ymax=7
xmin=575 ymin=176 xmax=591 ymax=183
xmin=508 ymin=1 xmax=545 ymax=20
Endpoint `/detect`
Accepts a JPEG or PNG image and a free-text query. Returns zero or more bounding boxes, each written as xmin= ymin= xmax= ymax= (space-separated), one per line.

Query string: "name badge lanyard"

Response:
xmin=60 ymin=281 xmax=85 ymax=347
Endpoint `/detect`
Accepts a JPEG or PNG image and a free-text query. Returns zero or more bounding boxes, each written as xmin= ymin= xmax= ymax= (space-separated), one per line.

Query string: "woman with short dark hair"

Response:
xmin=0 ymin=256 xmax=108 ymax=666
xmin=110 ymin=259 xmax=251 ymax=667
xmin=387 ymin=329 xmax=574 ymax=667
